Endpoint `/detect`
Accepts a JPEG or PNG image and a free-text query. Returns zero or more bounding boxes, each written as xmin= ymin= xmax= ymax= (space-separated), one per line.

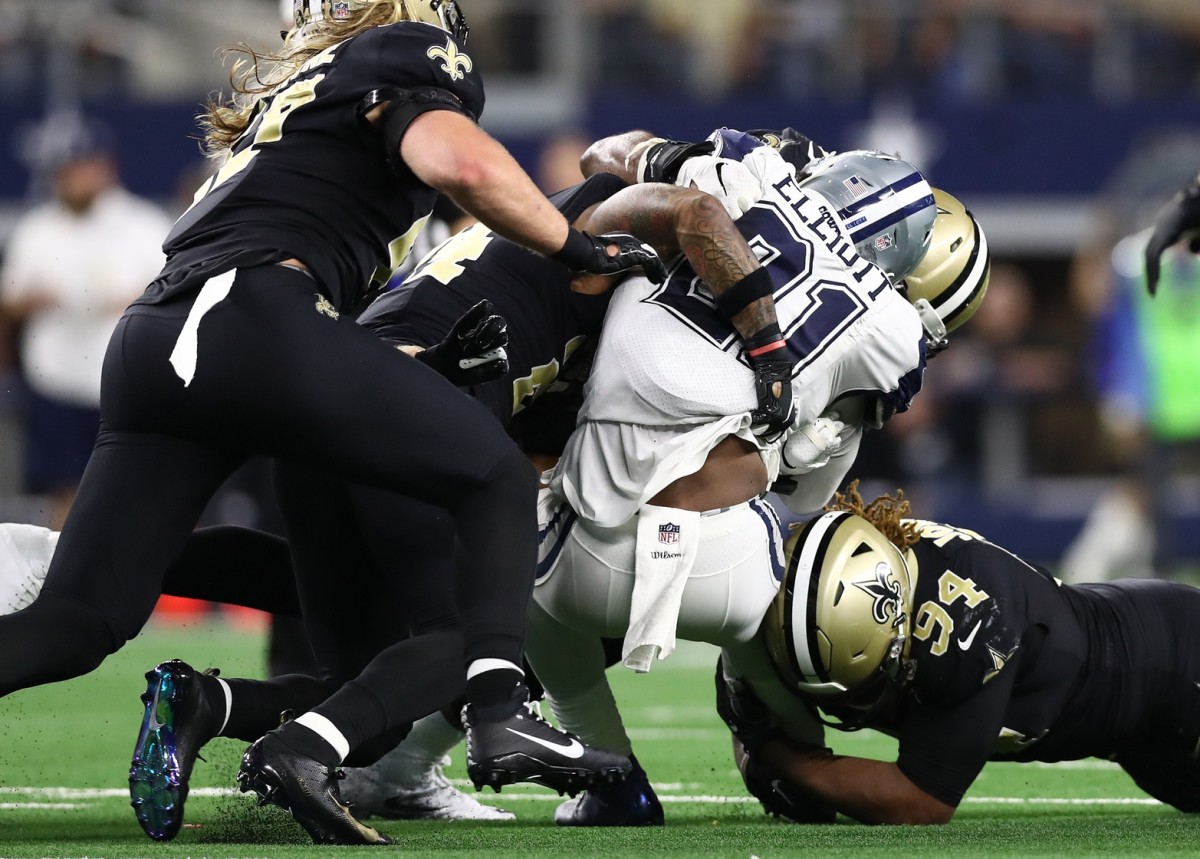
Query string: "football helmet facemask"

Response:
xmin=799 ymin=150 xmax=936 ymax=283
xmin=764 ymin=511 xmax=917 ymax=731
xmin=898 ymin=189 xmax=991 ymax=354
xmin=286 ymin=0 xmax=468 ymax=44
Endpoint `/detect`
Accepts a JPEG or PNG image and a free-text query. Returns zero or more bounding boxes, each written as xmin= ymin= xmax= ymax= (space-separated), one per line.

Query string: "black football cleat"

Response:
xmin=463 ymin=700 xmax=633 ymax=797
xmin=129 ymin=659 xmax=219 ymax=841
xmin=554 ymin=755 xmax=664 ymax=826
xmin=236 ymin=733 xmax=392 ymax=845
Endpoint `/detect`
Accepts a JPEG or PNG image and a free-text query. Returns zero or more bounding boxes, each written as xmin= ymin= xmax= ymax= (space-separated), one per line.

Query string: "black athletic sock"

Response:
xmin=307 ymin=631 xmax=465 ymax=760
xmin=216 ymin=674 xmax=335 ymax=742
xmin=467 ymin=668 xmax=527 ymax=720
xmin=273 ymin=719 xmax=343 ymax=768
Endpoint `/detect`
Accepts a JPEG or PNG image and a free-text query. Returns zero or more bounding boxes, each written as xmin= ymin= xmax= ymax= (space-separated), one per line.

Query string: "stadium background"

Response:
xmin=1 ymin=3 xmax=1200 ymax=855
xmin=0 ymin=2 xmax=1198 ymax=572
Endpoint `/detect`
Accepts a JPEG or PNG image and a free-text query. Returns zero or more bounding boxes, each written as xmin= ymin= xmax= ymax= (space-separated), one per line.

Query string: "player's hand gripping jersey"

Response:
xmin=357 ymin=173 xmax=628 ymax=428
xmin=552 ymin=130 xmax=926 ymax=527
xmin=143 ymin=21 xmax=484 ymax=314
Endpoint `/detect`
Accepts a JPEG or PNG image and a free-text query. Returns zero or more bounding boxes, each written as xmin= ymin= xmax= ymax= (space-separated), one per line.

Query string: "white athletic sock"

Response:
xmin=546 ymin=681 xmax=633 ymax=757
xmin=465 ymin=658 xmax=524 ymax=680
xmin=292 ymin=712 xmax=351 ymax=764
xmin=374 ymin=712 xmax=465 ymax=787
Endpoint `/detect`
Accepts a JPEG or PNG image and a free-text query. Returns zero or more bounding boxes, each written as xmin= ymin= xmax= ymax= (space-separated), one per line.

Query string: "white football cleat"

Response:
xmin=341 ymin=756 xmax=514 ymax=821
xmin=0 ymin=523 xmax=58 ymax=614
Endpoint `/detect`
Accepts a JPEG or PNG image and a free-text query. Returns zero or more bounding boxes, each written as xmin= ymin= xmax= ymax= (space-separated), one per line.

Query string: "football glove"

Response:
xmin=1145 ymin=174 xmax=1200 ymax=296
xmin=714 ymin=657 xmax=779 ymax=755
xmin=746 ymin=127 xmax=831 ymax=175
xmin=737 ymin=749 xmax=837 ymax=824
xmin=553 ymin=229 xmax=668 ymax=285
xmin=416 ymin=299 xmax=509 ymax=386
xmin=780 ymin=415 xmax=846 ymax=476
xmin=636 ymin=137 xmax=716 ymax=184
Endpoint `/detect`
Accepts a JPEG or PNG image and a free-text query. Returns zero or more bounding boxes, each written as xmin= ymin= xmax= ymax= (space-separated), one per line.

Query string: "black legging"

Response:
xmin=0 ymin=264 xmax=536 ymax=697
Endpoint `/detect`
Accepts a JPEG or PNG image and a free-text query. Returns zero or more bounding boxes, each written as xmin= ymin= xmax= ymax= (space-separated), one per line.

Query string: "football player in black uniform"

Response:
xmin=0 ymin=0 xmax=672 ymax=843
xmin=717 ymin=483 xmax=1200 ymax=824
xmin=117 ymin=152 xmax=795 ymax=841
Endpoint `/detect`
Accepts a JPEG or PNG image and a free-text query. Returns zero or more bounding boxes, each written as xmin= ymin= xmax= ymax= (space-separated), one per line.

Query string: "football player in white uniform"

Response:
xmin=526 ymin=128 xmax=991 ymax=825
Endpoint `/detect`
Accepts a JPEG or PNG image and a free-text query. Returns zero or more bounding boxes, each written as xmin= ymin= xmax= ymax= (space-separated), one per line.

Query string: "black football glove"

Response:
xmin=1145 ymin=174 xmax=1200 ymax=296
xmin=714 ymin=657 xmax=779 ymax=755
xmin=739 ymin=752 xmax=837 ymax=824
xmin=637 ymin=138 xmax=716 ymax=184
xmin=416 ymin=299 xmax=509 ymax=386
xmin=750 ymin=355 xmax=796 ymax=438
xmin=552 ymin=229 xmax=668 ymax=285
xmin=746 ymin=127 xmax=830 ymax=175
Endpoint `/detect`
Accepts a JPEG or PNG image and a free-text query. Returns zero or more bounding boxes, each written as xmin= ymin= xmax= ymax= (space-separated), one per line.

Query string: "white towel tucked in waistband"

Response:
xmin=169 ymin=269 xmax=237 ymax=387
xmin=622 ymin=504 xmax=701 ymax=673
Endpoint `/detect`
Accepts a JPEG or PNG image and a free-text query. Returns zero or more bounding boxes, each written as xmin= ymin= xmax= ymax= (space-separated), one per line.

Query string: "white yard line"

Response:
xmin=0 ymin=786 xmax=1164 ymax=807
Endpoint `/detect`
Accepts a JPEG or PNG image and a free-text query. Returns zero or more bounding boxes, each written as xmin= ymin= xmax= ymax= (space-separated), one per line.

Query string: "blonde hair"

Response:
xmin=825 ymin=480 xmax=921 ymax=552
xmin=200 ymin=0 xmax=412 ymax=154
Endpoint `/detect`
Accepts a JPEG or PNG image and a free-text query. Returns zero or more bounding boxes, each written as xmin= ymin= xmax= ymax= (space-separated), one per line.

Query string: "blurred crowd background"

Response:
xmin=0 ymin=0 xmax=1199 ymax=582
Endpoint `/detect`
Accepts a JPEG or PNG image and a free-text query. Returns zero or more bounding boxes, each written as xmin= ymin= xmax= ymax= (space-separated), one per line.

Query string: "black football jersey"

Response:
xmin=883 ymin=521 xmax=1200 ymax=806
xmin=356 ymin=173 xmax=628 ymax=425
xmin=890 ymin=520 xmax=1086 ymax=806
xmin=140 ymin=22 xmax=484 ymax=313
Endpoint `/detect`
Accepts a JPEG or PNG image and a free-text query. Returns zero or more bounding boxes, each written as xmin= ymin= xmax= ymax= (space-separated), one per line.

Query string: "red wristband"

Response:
xmin=747 ymin=339 xmax=787 ymax=358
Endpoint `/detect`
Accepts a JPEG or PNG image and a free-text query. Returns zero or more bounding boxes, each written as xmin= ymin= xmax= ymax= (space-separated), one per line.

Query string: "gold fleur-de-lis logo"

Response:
xmin=427 ymin=37 xmax=473 ymax=81
xmin=314 ymin=295 xmax=340 ymax=320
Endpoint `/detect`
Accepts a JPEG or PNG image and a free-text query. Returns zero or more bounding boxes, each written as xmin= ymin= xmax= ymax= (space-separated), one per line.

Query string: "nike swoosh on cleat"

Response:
xmin=147 ymin=685 xmax=166 ymax=731
xmin=957 ymin=620 xmax=982 ymax=650
xmin=504 ymin=728 xmax=585 ymax=759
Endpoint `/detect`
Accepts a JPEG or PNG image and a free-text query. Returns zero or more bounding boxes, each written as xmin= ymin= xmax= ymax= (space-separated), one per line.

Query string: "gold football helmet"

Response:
xmin=898 ymin=189 xmax=990 ymax=353
xmin=764 ymin=511 xmax=917 ymax=728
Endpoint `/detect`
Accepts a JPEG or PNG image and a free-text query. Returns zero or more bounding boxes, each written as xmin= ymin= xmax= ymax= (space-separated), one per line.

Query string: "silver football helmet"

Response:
xmin=898 ymin=188 xmax=991 ymax=352
xmin=286 ymin=0 xmax=469 ymax=44
xmin=763 ymin=511 xmax=917 ymax=729
xmin=800 ymin=150 xmax=936 ymax=283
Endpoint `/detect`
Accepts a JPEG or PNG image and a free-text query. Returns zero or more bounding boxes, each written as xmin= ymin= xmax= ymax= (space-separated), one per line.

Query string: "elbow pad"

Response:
xmin=359 ymin=86 xmax=477 ymax=177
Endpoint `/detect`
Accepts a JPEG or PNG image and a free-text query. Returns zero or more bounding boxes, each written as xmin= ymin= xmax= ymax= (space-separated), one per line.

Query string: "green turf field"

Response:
xmin=1 ymin=619 xmax=1196 ymax=858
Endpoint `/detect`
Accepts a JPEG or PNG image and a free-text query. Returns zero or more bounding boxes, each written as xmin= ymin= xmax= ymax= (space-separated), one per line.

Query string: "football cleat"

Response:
xmin=341 ymin=756 xmax=515 ymax=821
xmin=463 ymin=700 xmax=633 ymax=797
xmin=128 ymin=659 xmax=219 ymax=841
xmin=554 ymin=755 xmax=664 ymax=827
xmin=236 ymin=733 xmax=392 ymax=845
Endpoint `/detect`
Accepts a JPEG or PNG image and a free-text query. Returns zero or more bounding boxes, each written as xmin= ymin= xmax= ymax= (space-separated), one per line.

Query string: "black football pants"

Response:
xmin=0 ymin=264 xmax=536 ymax=697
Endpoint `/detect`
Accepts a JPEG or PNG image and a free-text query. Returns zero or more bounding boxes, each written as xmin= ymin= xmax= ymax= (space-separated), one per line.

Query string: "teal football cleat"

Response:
xmin=128 ymin=659 xmax=219 ymax=841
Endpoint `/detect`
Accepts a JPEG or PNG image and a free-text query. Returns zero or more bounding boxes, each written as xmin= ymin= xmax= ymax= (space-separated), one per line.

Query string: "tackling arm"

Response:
xmin=753 ymin=735 xmax=956 ymax=825
xmin=583 ymin=182 xmax=793 ymax=431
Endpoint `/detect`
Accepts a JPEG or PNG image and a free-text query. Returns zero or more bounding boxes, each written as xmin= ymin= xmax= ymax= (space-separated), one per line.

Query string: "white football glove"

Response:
xmin=779 ymin=415 xmax=846 ymax=476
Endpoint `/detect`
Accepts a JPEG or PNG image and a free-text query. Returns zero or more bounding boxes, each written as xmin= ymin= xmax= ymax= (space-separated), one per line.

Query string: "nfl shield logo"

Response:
xmin=874 ymin=234 xmax=894 ymax=251
xmin=332 ymin=1 xmax=352 ymax=20
xmin=658 ymin=523 xmax=680 ymax=544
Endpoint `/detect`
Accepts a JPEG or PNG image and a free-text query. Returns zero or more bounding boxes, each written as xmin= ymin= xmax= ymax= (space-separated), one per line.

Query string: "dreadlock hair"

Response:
xmin=825 ymin=480 xmax=921 ymax=552
xmin=200 ymin=0 xmax=412 ymax=155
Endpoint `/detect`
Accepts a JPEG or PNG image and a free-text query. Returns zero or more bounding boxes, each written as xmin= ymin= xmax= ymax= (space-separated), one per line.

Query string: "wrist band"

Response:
xmin=743 ymin=321 xmax=786 ymax=357
xmin=747 ymin=339 xmax=787 ymax=358
xmin=551 ymin=228 xmax=592 ymax=269
xmin=714 ymin=268 xmax=774 ymax=318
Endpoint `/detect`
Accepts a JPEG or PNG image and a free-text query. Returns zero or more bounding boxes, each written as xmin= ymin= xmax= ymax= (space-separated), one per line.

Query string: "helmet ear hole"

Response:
xmin=902 ymin=188 xmax=991 ymax=338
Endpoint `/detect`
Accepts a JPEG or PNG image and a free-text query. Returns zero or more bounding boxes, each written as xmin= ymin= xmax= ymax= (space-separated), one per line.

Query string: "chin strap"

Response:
xmin=912 ymin=298 xmax=949 ymax=357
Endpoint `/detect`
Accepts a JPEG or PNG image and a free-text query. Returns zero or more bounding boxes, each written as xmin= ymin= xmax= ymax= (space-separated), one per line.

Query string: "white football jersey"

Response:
xmin=552 ymin=129 xmax=926 ymax=527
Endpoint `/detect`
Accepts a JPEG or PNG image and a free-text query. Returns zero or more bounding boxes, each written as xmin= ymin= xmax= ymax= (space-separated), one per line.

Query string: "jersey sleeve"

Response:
xmin=357 ymin=23 xmax=485 ymax=120
xmin=896 ymin=647 xmax=1022 ymax=807
xmin=673 ymin=129 xmax=796 ymax=221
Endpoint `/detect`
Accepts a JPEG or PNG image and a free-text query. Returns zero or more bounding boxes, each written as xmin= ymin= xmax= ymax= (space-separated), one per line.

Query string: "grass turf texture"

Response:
xmin=1 ymin=620 xmax=1196 ymax=857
